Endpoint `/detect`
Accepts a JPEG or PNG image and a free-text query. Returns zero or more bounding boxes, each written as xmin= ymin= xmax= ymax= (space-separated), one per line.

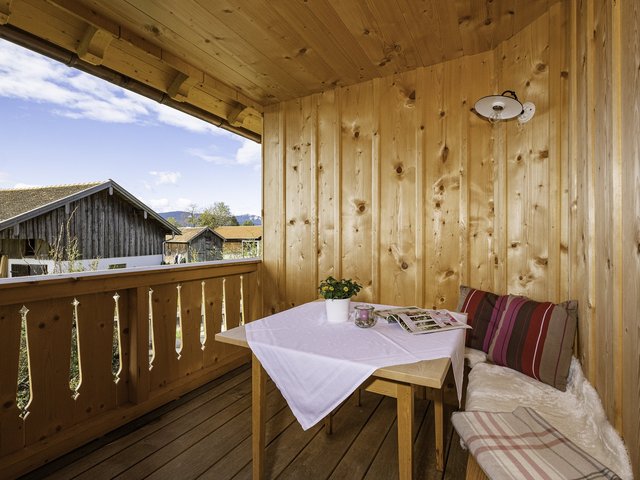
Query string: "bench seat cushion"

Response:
xmin=465 ymin=359 xmax=632 ymax=479
xmin=452 ymin=406 xmax=622 ymax=480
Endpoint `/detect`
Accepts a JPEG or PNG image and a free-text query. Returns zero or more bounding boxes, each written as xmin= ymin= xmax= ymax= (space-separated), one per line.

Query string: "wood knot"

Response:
xmin=123 ymin=328 xmax=129 ymax=334
xmin=53 ymin=315 xmax=60 ymax=321
xmin=439 ymin=110 xmax=445 ymax=117
xmin=289 ymin=219 xmax=295 ymax=225
xmin=539 ymin=149 xmax=549 ymax=159
xmin=297 ymin=47 xmax=308 ymax=56
xmin=420 ymin=125 xmax=425 ymax=130
xmin=3 ymin=400 xmax=13 ymax=409
xmin=357 ymin=203 xmax=366 ymax=213
xmin=395 ymin=165 xmax=403 ymax=174
xmin=354 ymin=130 xmax=360 ymax=138
xmin=435 ymin=202 xmax=441 ymax=209
xmin=561 ymin=71 xmax=569 ymax=78
xmin=401 ymin=262 xmax=409 ymax=270
xmin=484 ymin=18 xmax=492 ymax=26
xmin=38 ymin=322 xmax=46 ymax=329
xmin=304 ymin=219 xmax=310 ymax=225
xmin=516 ymin=154 xmax=523 ymax=162
xmin=441 ymin=145 xmax=449 ymax=163
xmin=536 ymin=63 xmax=547 ymax=72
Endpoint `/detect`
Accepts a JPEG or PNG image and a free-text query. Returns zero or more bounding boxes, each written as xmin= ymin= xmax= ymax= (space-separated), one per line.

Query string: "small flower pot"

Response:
xmin=325 ymin=298 xmax=351 ymax=323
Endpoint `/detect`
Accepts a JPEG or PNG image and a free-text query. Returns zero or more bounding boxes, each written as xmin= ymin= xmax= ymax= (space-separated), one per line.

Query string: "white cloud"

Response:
xmin=188 ymin=139 xmax=261 ymax=169
xmin=150 ymin=171 xmax=181 ymax=185
xmin=145 ymin=198 xmax=170 ymax=211
xmin=175 ymin=198 xmax=194 ymax=210
xmin=0 ymin=39 xmax=232 ymax=135
xmin=235 ymin=139 xmax=261 ymax=167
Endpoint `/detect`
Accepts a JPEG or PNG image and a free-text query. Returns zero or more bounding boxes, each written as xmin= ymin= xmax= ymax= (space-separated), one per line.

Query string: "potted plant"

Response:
xmin=318 ymin=276 xmax=362 ymax=323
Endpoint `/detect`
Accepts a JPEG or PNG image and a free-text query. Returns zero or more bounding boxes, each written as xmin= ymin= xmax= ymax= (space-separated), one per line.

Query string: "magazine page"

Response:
xmin=374 ymin=307 xmax=470 ymax=335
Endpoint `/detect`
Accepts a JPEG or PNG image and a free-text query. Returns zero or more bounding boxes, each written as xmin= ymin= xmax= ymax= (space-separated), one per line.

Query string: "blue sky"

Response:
xmin=0 ymin=39 xmax=262 ymax=216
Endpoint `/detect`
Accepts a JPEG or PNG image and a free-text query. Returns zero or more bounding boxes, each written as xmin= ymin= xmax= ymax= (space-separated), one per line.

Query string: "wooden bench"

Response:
xmin=457 ymin=353 xmax=632 ymax=480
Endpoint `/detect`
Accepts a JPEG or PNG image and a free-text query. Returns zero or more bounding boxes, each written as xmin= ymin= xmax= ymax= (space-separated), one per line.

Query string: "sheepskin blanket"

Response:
xmin=465 ymin=357 xmax=633 ymax=479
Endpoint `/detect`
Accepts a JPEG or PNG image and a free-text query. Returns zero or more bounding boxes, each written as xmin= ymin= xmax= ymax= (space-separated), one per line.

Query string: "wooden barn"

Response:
xmin=0 ymin=180 xmax=180 ymax=276
xmin=0 ymin=1 xmax=638 ymax=479
xmin=214 ymin=225 xmax=263 ymax=259
xmin=164 ymin=226 xmax=223 ymax=263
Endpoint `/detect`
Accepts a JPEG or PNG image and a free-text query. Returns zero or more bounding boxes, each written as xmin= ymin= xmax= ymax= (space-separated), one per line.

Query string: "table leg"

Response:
xmin=396 ymin=383 xmax=414 ymax=480
xmin=434 ymin=386 xmax=444 ymax=471
xmin=252 ymin=354 xmax=266 ymax=480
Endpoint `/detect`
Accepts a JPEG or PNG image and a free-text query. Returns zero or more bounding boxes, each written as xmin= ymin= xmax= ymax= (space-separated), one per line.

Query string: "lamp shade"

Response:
xmin=474 ymin=91 xmax=524 ymax=121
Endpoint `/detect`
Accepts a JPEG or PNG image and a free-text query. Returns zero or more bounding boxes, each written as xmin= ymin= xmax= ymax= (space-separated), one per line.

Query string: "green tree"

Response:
xmin=197 ymin=202 xmax=239 ymax=229
xmin=166 ymin=216 xmax=179 ymax=227
xmin=242 ymin=219 xmax=255 ymax=226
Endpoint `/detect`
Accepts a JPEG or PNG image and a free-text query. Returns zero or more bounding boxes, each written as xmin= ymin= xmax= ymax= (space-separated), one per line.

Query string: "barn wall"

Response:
xmin=0 ymin=190 xmax=168 ymax=259
xmin=263 ymin=1 xmax=639 ymax=474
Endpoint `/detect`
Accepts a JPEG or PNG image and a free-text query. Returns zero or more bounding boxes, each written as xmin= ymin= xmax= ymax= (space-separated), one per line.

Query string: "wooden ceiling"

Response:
xmin=0 ymin=0 xmax=560 ymax=139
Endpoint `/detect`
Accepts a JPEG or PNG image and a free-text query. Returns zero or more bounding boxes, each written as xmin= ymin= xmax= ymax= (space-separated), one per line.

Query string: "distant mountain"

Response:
xmin=235 ymin=214 xmax=262 ymax=226
xmin=159 ymin=211 xmax=261 ymax=226
xmin=159 ymin=211 xmax=198 ymax=226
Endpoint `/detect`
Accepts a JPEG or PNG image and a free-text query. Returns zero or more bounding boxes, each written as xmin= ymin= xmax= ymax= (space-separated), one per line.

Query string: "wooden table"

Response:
xmin=216 ymin=325 xmax=451 ymax=480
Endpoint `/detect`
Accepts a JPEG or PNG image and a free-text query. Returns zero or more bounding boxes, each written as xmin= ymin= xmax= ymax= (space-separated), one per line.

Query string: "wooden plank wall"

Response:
xmin=263 ymin=2 xmax=639 ymax=475
xmin=263 ymin=7 xmax=567 ymax=311
xmin=568 ymin=0 xmax=640 ymax=476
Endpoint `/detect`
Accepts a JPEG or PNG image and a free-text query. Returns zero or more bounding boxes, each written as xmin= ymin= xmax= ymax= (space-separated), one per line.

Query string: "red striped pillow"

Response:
xmin=457 ymin=286 xmax=508 ymax=352
xmin=487 ymin=296 xmax=578 ymax=390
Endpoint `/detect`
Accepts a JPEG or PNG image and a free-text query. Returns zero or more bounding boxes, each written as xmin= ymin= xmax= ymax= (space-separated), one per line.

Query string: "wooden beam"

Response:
xmin=227 ymin=103 xmax=252 ymax=127
xmin=0 ymin=0 xmax=12 ymax=25
xmin=77 ymin=24 xmax=112 ymax=66
xmin=45 ymin=0 xmax=263 ymax=112
xmin=167 ymin=71 xmax=199 ymax=102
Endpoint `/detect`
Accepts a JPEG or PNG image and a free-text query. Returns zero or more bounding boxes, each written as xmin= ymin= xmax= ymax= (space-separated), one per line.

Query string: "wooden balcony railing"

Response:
xmin=0 ymin=259 xmax=261 ymax=478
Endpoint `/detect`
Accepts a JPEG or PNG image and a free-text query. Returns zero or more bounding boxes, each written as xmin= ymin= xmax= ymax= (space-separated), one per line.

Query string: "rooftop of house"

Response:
xmin=0 ymin=180 xmax=180 ymax=234
xmin=214 ymin=225 xmax=263 ymax=241
xmin=0 ymin=182 xmax=103 ymax=223
xmin=166 ymin=226 xmax=217 ymax=243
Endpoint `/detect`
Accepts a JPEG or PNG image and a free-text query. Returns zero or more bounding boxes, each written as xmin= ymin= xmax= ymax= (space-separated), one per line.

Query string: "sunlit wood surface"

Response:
xmin=31 ymin=365 xmax=468 ymax=480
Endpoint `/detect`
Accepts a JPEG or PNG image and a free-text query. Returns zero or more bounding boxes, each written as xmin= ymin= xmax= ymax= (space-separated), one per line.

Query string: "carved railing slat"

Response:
xmin=74 ymin=293 xmax=118 ymax=421
xmin=0 ymin=305 xmax=23 ymax=456
xmin=203 ymin=277 xmax=224 ymax=368
xmin=178 ymin=281 xmax=205 ymax=378
xmin=149 ymin=284 xmax=180 ymax=392
xmin=23 ymin=299 xmax=75 ymax=445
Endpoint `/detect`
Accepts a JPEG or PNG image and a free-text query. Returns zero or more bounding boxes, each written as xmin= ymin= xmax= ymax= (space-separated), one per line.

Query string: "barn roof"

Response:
xmin=214 ymin=226 xmax=262 ymax=241
xmin=166 ymin=226 xmax=217 ymax=244
xmin=0 ymin=180 xmax=180 ymax=234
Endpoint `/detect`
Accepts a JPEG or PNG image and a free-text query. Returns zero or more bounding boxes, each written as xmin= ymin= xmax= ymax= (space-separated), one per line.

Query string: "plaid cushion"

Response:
xmin=487 ymin=296 xmax=577 ymax=390
xmin=452 ymin=407 xmax=622 ymax=480
xmin=457 ymin=286 xmax=507 ymax=352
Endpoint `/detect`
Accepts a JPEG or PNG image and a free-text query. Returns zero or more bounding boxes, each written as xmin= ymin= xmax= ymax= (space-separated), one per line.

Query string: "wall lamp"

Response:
xmin=474 ymin=90 xmax=535 ymax=124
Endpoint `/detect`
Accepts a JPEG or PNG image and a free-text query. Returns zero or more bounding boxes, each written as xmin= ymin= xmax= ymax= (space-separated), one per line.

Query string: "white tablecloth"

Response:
xmin=245 ymin=301 xmax=465 ymax=430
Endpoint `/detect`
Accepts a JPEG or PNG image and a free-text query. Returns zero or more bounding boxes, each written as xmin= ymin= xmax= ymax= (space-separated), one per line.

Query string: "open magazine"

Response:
xmin=373 ymin=307 xmax=470 ymax=335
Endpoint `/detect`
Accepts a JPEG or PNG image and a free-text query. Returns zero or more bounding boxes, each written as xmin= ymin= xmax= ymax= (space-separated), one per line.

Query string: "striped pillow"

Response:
xmin=487 ymin=296 xmax=578 ymax=391
xmin=457 ymin=286 xmax=508 ymax=352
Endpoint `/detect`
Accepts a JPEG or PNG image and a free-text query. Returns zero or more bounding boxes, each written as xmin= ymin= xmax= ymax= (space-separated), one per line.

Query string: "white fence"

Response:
xmin=8 ymin=254 xmax=163 ymax=277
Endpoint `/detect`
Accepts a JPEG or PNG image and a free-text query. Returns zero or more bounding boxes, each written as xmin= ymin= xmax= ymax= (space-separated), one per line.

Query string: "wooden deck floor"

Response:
xmin=23 ymin=365 xmax=468 ymax=480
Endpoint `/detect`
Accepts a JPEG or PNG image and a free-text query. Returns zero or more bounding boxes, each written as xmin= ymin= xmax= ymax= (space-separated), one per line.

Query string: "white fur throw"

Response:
xmin=465 ymin=356 xmax=633 ymax=479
